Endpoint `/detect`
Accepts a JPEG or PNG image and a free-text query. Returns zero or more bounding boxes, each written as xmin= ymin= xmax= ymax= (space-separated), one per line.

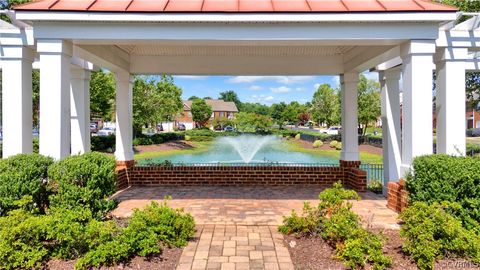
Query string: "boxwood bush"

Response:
xmin=0 ymin=154 xmax=54 ymax=215
xmin=47 ymin=152 xmax=117 ymax=218
xmin=406 ymin=154 xmax=480 ymax=229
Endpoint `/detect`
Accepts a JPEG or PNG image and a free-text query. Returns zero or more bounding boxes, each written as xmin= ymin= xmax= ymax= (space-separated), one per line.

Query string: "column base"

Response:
xmin=387 ymin=179 xmax=408 ymax=213
xmin=116 ymin=160 xmax=135 ymax=171
xmin=340 ymin=160 xmax=366 ymax=192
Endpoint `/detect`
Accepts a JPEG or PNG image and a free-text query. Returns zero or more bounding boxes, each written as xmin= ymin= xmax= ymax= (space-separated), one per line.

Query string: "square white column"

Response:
xmin=1 ymin=46 xmax=34 ymax=158
xmin=37 ymin=40 xmax=73 ymax=160
xmin=435 ymin=48 xmax=467 ymax=156
xmin=115 ymin=71 xmax=134 ymax=161
xmin=70 ymin=69 xmax=91 ymax=155
xmin=379 ymin=68 xmax=402 ymax=188
xmin=400 ymin=40 xmax=436 ymax=176
xmin=340 ymin=72 xmax=359 ymax=161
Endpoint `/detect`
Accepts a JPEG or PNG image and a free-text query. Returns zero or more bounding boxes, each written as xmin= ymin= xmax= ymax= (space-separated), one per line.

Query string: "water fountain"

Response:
xmin=218 ymin=135 xmax=277 ymax=163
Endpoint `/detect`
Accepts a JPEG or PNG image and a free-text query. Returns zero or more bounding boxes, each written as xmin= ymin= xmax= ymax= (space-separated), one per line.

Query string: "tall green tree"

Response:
xmin=89 ymin=70 xmax=115 ymax=121
xmin=282 ymin=101 xmax=302 ymax=125
xmin=188 ymin=96 xmax=200 ymax=100
xmin=190 ymin=99 xmax=212 ymax=128
xmin=234 ymin=112 xmax=272 ymax=133
xmin=219 ymin=90 xmax=242 ymax=109
xmin=132 ymin=75 xmax=183 ymax=135
xmin=239 ymin=102 xmax=271 ymax=116
xmin=270 ymin=102 xmax=287 ymax=129
xmin=357 ymin=75 xmax=381 ymax=135
xmin=311 ymin=83 xmax=340 ymax=127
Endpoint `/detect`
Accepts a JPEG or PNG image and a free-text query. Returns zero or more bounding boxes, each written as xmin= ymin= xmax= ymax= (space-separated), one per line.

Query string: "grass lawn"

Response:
xmin=284 ymin=140 xmax=383 ymax=164
xmin=134 ymin=141 xmax=212 ymax=160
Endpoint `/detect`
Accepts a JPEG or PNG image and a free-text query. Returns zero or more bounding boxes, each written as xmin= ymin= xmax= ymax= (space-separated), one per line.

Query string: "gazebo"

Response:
xmin=0 ymin=0 xmax=477 ymax=197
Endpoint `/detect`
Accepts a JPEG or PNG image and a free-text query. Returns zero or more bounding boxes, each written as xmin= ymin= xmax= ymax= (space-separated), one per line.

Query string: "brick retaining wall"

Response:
xmin=116 ymin=161 xmax=367 ymax=192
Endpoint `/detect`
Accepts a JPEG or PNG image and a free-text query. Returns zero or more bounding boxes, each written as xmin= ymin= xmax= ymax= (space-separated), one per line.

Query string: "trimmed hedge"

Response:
xmin=0 ymin=154 xmax=54 ymax=215
xmin=48 ymin=152 xmax=117 ymax=219
xmin=406 ymin=154 xmax=480 ymax=230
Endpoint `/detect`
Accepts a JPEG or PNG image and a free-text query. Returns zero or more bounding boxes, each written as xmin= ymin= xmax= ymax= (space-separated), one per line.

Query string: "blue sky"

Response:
xmin=172 ymin=73 xmax=378 ymax=105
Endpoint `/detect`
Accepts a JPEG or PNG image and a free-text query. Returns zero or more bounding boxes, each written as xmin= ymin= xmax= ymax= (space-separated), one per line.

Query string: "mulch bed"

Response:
xmin=284 ymin=229 xmax=480 ymax=270
xmin=45 ymin=247 xmax=183 ymax=270
xmin=294 ymin=139 xmax=383 ymax=156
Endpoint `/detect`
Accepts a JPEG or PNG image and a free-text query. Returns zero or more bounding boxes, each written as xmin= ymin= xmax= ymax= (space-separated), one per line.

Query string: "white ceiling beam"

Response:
xmin=32 ymin=21 xmax=440 ymax=42
xmin=130 ymin=55 xmax=344 ymax=75
xmin=73 ymin=45 xmax=130 ymax=72
xmin=343 ymin=46 xmax=398 ymax=73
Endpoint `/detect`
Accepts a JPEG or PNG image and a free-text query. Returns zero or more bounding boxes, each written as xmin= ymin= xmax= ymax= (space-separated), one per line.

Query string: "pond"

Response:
xmin=137 ymin=134 xmax=338 ymax=165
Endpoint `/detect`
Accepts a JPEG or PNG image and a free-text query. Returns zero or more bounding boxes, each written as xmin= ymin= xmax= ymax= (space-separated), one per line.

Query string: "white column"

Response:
xmin=37 ymin=40 xmax=72 ymax=160
xmin=1 ymin=46 xmax=34 ymax=158
xmin=379 ymin=68 xmax=402 ymax=187
xmin=340 ymin=72 xmax=359 ymax=161
xmin=400 ymin=40 xmax=436 ymax=176
xmin=435 ymin=48 xmax=467 ymax=156
xmin=70 ymin=69 xmax=91 ymax=155
xmin=115 ymin=71 xmax=134 ymax=161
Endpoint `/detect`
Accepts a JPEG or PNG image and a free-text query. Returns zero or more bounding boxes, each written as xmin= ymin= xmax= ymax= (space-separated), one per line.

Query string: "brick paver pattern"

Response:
xmin=111 ymin=186 xmax=398 ymax=269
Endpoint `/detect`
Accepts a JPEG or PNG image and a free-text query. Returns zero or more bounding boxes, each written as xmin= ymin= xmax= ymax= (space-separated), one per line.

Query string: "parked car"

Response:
xmin=321 ymin=126 xmax=341 ymax=135
xmin=224 ymin=126 xmax=235 ymax=132
xmin=177 ymin=124 xmax=186 ymax=131
xmin=90 ymin=123 xmax=98 ymax=133
xmin=97 ymin=127 xmax=115 ymax=136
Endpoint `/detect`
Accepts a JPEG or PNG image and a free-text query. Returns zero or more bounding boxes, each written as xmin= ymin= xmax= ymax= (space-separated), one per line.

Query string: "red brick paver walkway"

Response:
xmin=111 ymin=186 xmax=398 ymax=270
xmin=111 ymin=186 xmax=398 ymax=229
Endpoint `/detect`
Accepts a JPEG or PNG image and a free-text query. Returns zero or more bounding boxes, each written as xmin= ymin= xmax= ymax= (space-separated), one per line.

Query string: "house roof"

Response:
xmin=184 ymin=99 xmax=238 ymax=112
xmin=15 ymin=0 xmax=456 ymax=13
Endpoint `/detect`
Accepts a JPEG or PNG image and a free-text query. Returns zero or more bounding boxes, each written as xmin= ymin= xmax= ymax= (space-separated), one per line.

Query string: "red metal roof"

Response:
xmin=15 ymin=0 xmax=457 ymax=13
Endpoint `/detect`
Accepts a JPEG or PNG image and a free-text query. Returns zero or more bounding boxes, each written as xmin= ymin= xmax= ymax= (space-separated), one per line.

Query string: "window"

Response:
xmin=188 ymin=112 xmax=192 ymax=117
xmin=220 ymin=112 xmax=225 ymax=117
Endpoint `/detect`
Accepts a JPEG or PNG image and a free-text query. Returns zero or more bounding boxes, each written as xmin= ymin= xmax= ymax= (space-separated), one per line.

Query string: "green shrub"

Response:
xmin=184 ymin=135 xmax=191 ymax=141
xmin=312 ymin=140 xmax=323 ymax=148
xmin=368 ymin=180 xmax=383 ymax=194
xmin=133 ymin=137 xmax=154 ymax=146
xmin=0 ymin=154 xmax=54 ymax=215
xmin=91 ymin=135 xmax=115 ymax=152
xmin=278 ymin=202 xmax=319 ymax=236
xmin=294 ymin=133 xmax=301 ymax=140
xmin=329 ymin=140 xmax=338 ymax=148
xmin=400 ymin=202 xmax=480 ymax=270
xmin=335 ymin=142 xmax=342 ymax=150
xmin=47 ymin=152 xmax=117 ymax=218
xmin=279 ymin=183 xmax=390 ymax=270
xmin=406 ymin=155 xmax=480 ymax=228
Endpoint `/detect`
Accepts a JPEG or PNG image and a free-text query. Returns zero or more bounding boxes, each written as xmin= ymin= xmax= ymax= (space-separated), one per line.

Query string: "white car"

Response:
xmin=97 ymin=127 xmax=115 ymax=137
xmin=321 ymin=126 xmax=341 ymax=135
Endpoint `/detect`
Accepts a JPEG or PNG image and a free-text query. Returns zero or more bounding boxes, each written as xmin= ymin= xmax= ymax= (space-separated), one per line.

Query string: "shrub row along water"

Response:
xmin=0 ymin=153 xmax=195 ymax=270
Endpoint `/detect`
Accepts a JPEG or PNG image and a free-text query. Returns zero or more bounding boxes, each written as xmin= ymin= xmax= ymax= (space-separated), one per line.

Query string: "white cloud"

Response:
xmin=331 ymin=76 xmax=340 ymax=88
xmin=228 ymin=76 xmax=315 ymax=85
xmin=250 ymin=94 xmax=275 ymax=104
xmin=247 ymin=85 xmax=263 ymax=91
xmin=270 ymin=86 xmax=292 ymax=93
xmin=295 ymin=87 xmax=305 ymax=92
xmin=314 ymin=83 xmax=321 ymax=90
xmin=362 ymin=71 xmax=379 ymax=82
xmin=175 ymin=75 xmax=209 ymax=80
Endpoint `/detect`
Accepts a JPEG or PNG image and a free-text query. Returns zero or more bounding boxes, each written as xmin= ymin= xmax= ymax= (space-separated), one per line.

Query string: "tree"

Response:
xmin=435 ymin=0 xmax=480 ymax=12
xmin=188 ymin=96 xmax=200 ymax=100
xmin=234 ymin=112 xmax=272 ymax=133
xmin=357 ymin=75 xmax=381 ymax=135
xmin=90 ymin=70 xmax=116 ymax=121
xmin=282 ymin=101 xmax=302 ymax=125
xmin=239 ymin=102 xmax=271 ymax=116
xmin=219 ymin=90 xmax=242 ymax=109
xmin=132 ymin=75 xmax=183 ymax=135
xmin=270 ymin=102 xmax=287 ymax=129
xmin=311 ymin=84 xmax=340 ymax=127
xmin=191 ymin=99 xmax=212 ymax=128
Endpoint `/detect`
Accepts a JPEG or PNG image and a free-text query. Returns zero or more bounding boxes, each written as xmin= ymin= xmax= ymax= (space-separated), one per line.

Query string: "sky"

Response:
xmin=172 ymin=72 xmax=378 ymax=105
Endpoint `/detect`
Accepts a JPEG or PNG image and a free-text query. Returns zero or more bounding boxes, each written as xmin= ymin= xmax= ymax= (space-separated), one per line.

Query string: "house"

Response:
xmin=467 ymin=111 xmax=480 ymax=129
xmin=175 ymin=99 xmax=238 ymax=130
